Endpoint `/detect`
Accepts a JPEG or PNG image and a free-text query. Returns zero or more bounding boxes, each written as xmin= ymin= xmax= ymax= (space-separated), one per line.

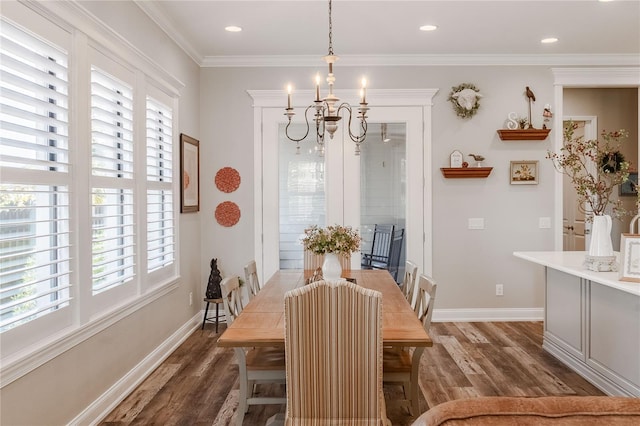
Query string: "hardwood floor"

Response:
xmin=101 ymin=321 xmax=604 ymax=425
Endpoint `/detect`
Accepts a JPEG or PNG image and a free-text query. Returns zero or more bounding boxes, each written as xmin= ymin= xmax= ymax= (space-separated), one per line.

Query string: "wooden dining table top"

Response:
xmin=217 ymin=269 xmax=433 ymax=348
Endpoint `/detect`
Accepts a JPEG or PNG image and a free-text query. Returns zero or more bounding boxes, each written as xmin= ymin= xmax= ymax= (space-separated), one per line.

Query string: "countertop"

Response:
xmin=514 ymin=251 xmax=640 ymax=296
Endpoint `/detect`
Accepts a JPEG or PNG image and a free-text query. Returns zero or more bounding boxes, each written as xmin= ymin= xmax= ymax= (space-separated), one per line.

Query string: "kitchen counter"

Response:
xmin=514 ymin=251 xmax=640 ymax=397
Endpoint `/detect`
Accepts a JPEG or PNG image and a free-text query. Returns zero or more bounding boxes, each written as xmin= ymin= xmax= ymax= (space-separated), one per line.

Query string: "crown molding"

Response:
xmin=134 ymin=0 xmax=202 ymax=66
xmin=247 ymin=89 xmax=439 ymax=108
xmin=203 ymin=53 xmax=640 ymax=68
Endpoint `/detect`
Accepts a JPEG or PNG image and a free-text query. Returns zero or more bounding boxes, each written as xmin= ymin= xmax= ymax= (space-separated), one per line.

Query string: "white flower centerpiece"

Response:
xmin=301 ymin=225 xmax=361 ymax=281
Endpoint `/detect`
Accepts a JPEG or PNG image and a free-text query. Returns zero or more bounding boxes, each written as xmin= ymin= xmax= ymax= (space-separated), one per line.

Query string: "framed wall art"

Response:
xmin=510 ymin=160 xmax=538 ymax=185
xmin=620 ymin=172 xmax=638 ymax=196
xmin=180 ymin=133 xmax=200 ymax=213
xmin=619 ymin=233 xmax=640 ymax=282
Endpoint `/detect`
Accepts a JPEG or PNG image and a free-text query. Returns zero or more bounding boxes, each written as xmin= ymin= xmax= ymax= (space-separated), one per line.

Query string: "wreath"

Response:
xmin=600 ymin=150 xmax=625 ymax=173
xmin=448 ymin=83 xmax=482 ymax=119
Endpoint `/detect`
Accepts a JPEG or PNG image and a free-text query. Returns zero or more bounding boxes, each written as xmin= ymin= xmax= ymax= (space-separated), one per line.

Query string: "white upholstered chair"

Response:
xmin=383 ymin=273 xmax=437 ymax=416
xmin=402 ymin=260 xmax=419 ymax=308
xmin=243 ymin=260 xmax=261 ymax=301
xmin=283 ymin=280 xmax=390 ymax=425
xmin=221 ymin=276 xmax=286 ymax=426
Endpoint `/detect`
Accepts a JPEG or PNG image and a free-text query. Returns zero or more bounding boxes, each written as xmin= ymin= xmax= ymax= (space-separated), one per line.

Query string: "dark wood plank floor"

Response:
xmin=101 ymin=321 xmax=604 ymax=425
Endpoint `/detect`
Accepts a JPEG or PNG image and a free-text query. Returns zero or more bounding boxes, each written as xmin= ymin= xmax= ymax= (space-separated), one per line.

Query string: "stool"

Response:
xmin=201 ymin=298 xmax=224 ymax=332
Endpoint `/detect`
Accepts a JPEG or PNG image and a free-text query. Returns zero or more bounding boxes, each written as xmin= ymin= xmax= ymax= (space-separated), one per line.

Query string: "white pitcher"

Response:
xmin=588 ymin=214 xmax=614 ymax=257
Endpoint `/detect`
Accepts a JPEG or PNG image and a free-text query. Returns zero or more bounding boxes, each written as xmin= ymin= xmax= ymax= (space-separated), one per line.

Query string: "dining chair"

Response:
xmin=220 ymin=276 xmax=244 ymax=325
xmin=243 ymin=260 xmax=261 ymax=301
xmin=402 ymin=260 xmax=419 ymax=308
xmin=283 ymin=280 xmax=391 ymax=425
xmin=221 ymin=276 xmax=286 ymax=426
xmin=383 ymin=273 xmax=437 ymax=416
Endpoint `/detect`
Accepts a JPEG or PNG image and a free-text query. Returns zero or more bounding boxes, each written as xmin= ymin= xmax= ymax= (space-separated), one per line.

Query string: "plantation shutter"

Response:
xmin=90 ymin=67 xmax=135 ymax=294
xmin=0 ymin=19 xmax=71 ymax=331
xmin=146 ymin=96 xmax=175 ymax=273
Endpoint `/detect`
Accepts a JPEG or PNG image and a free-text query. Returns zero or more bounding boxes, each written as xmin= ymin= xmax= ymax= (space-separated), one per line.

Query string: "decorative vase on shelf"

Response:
xmin=322 ymin=252 xmax=343 ymax=281
xmin=584 ymin=214 xmax=617 ymax=272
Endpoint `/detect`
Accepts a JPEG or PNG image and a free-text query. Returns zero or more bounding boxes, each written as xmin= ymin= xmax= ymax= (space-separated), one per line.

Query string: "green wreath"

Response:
xmin=600 ymin=150 xmax=625 ymax=173
xmin=448 ymin=83 xmax=482 ymax=119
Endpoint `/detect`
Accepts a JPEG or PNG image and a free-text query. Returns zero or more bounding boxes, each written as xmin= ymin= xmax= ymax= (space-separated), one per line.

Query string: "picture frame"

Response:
xmin=510 ymin=160 xmax=538 ymax=185
xmin=620 ymin=172 xmax=638 ymax=196
xmin=619 ymin=233 xmax=640 ymax=282
xmin=180 ymin=133 xmax=200 ymax=213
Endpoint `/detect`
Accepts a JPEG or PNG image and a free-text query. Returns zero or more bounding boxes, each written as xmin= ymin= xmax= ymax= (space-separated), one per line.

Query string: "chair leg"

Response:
xmin=201 ymin=302 xmax=210 ymax=330
xmin=215 ymin=302 xmax=219 ymax=332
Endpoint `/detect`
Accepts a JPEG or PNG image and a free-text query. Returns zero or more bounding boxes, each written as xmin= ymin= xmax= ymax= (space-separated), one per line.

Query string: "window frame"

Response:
xmin=0 ymin=2 xmax=182 ymax=386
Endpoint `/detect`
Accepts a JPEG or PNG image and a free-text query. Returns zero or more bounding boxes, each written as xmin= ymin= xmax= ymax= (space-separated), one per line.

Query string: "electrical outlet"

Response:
xmin=496 ymin=284 xmax=504 ymax=296
xmin=189 ymin=292 xmax=193 ymax=306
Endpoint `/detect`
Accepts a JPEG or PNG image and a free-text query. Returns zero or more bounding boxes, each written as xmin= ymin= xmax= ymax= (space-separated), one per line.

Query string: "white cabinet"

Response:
xmin=515 ymin=251 xmax=640 ymax=397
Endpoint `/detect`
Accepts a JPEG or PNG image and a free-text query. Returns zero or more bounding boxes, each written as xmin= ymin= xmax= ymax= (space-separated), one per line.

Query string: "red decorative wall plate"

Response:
xmin=215 ymin=201 xmax=241 ymax=227
xmin=215 ymin=167 xmax=241 ymax=193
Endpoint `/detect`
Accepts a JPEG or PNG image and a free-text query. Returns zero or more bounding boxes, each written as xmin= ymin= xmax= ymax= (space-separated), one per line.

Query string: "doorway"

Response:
xmin=250 ymin=89 xmax=437 ymax=283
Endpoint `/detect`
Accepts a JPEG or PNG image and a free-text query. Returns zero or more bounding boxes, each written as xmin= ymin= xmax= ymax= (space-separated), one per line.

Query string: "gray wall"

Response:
xmin=199 ymin=66 xmax=557 ymax=311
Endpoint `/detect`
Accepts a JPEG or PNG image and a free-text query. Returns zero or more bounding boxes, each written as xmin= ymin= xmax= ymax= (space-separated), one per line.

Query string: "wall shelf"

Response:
xmin=497 ymin=128 xmax=550 ymax=141
xmin=441 ymin=167 xmax=493 ymax=178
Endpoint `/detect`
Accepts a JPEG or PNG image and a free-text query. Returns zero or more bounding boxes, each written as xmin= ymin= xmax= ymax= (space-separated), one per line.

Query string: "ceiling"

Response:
xmin=136 ymin=0 xmax=640 ymax=67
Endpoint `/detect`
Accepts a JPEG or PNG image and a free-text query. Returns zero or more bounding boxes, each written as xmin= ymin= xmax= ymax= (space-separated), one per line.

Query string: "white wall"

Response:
xmin=200 ymin=65 xmax=556 ymax=312
xmin=0 ymin=2 xmax=202 ymax=424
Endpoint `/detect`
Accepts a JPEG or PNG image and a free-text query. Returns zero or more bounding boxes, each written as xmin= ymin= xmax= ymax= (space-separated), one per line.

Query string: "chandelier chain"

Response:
xmin=327 ymin=0 xmax=333 ymax=56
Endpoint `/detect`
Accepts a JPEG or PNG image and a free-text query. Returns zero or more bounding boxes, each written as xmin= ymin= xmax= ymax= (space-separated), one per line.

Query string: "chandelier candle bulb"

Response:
xmin=287 ymin=84 xmax=292 ymax=109
xmin=315 ymin=74 xmax=321 ymax=101
xmin=361 ymin=78 xmax=367 ymax=103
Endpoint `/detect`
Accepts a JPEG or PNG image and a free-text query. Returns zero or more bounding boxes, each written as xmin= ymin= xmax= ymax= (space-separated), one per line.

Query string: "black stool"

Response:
xmin=201 ymin=298 xmax=224 ymax=332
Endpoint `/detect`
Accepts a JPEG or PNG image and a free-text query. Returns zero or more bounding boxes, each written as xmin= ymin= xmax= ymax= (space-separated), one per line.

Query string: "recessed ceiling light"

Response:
xmin=599 ymin=0 xmax=614 ymax=3
xmin=541 ymin=37 xmax=558 ymax=44
xmin=419 ymin=25 xmax=438 ymax=32
xmin=225 ymin=26 xmax=242 ymax=32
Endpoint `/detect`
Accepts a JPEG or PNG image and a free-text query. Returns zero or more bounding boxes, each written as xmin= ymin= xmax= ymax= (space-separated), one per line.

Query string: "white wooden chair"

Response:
xmin=283 ymin=280 xmax=391 ymax=425
xmin=243 ymin=260 xmax=260 ymax=301
xmin=221 ymin=276 xmax=286 ymax=426
xmin=402 ymin=260 xmax=419 ymax=308
xmin=383 ymin=274 xmax=437 ymax=415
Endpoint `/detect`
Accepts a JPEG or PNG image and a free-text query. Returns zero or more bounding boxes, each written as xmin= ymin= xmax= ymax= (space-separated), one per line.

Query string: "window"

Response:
xmin=90 ymin=67 xmax=136 ymax=294
xmin=146 ymin=96 xmax=175 ymax=274
xmin=0 ymin=8 xmax=179 ymax=371
xmin=0 ymin=19 xmax=71 ymax=332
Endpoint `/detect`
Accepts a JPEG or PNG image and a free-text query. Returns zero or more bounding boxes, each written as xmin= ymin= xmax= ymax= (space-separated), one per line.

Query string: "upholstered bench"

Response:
xmin=412 ymin=396 xmax=640 ymax=425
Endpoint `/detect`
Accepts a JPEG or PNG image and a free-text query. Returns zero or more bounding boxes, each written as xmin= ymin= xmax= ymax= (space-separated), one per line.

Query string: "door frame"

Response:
xmin=248 ymin=89 xmax=438 ymax=283
xmin=552 ymin=67 xmax=640 ymax=250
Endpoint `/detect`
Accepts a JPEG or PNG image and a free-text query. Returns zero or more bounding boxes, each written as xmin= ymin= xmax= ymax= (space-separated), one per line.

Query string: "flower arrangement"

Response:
xmin=301 ymin=225 xmax=361 ymax=255
xmin=546 ymin=122 xmax=636 ymax=219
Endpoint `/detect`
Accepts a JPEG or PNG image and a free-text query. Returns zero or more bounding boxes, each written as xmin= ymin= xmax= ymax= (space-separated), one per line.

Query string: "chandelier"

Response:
xmin=284 ymin=0 xmax=369 ymax=155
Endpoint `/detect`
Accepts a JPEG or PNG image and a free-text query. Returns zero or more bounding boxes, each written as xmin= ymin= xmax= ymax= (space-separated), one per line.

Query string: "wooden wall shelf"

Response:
xmin=441 ymin=167 xmax=493 ymax=178
xmin=497 ymin=128 xmax=550 ymax=141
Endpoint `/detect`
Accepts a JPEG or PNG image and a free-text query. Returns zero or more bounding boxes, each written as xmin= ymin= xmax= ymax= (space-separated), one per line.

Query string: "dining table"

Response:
xmin=217 ymin=269 xmax=433 ymax=421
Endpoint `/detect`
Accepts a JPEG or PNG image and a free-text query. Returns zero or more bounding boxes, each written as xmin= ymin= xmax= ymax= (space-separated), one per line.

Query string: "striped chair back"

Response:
xmin=284 ymin=280 xmax=387 ymax=425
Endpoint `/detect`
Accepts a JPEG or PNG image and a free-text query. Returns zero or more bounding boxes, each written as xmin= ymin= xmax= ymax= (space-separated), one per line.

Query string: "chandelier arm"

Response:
xmin=337 ymin=103 xmax=367 ymax=144
xmin=284 ymin=105 xmax=317 ymax=143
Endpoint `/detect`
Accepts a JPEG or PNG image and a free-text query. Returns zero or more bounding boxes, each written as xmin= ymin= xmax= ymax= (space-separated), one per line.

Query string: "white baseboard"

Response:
xmin=70 ymin=313 xmax=202 ymax=426
xmin=433 ymin=307 xmax=544 ymax=322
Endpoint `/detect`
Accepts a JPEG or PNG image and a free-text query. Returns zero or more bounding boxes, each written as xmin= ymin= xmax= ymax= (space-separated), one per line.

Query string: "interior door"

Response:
xmin=562 ymin=118 xmax=596 ymax=251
